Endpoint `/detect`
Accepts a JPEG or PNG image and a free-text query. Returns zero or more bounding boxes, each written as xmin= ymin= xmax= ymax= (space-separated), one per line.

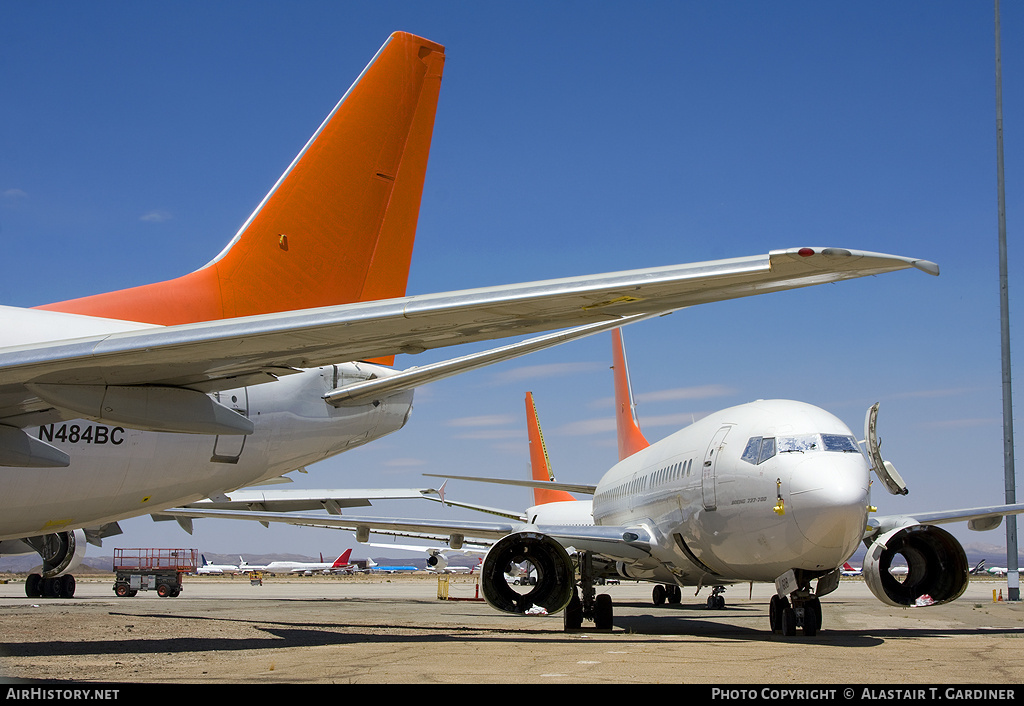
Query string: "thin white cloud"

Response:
xmin=590 ymin=384 xmax=736 ymax=409
xmin=637 ymin=384 xmax=736 ymax=403
xmin=2 ymin=188 xmax=28 ymax=202
xmin=488 ymin=361 xmax=606 ymax=386
xmin=557 ymin=411 xmax=709 ymax=437
xmin=383 ymin=457 xmax=427 ymax=468
xmin=916 ymin=418 xmax=1000 ymax=430
xmin=447 ymin=414 xmax=516 ymax=428
xmin=139 ymin=210 xmax=172 ymax=223
xmin=452 ymin=429 xmax=523 ymax=440
xmin=557 ymin=418 xmax=616 ymax=436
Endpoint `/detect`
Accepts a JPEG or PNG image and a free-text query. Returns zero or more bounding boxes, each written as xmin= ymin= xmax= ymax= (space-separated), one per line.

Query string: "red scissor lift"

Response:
xmin=112 ymin=548 xmax=197 ymax=598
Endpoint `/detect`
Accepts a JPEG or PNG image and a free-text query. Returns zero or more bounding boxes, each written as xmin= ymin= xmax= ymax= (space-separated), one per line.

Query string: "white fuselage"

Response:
xmin=0 ymin=307 xmax=414 ymax=541
xmin=535 ymin=399 xmax=870 ymax=586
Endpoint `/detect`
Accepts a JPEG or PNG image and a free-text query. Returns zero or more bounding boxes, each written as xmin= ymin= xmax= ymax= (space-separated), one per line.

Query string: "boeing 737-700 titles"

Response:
xmin=170 ymin=330 xmax=1024 ymax=636
xmin=0 ymin=32 xmax=937 ymax=599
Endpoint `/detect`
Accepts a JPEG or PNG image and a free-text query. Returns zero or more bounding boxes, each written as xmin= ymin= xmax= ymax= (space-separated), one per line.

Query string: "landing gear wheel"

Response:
xmin=803 ymin=597 xmax=822 ymax=636
xmin=594 ymin=594 xmax=614 ymax=630
xmin=781 ymin=606 xmax=797 ymax=636
xmin=563 ymin=593 xmax=583 ymax=630
xmin=652 ymin=584 xmax=666 ymax=606
xmin=25 ymin=573 xmax=42 ymax=599
xmin=668 ymin=585 xmax=682 ymax=604
xmin=769 ymin=594 xmax=787 ymax=633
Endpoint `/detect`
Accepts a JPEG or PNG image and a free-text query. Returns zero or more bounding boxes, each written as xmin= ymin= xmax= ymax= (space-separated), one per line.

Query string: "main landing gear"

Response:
xmin=23 ymin=530 xmax=85 ymax=599
xmin=651 ymin=583 xmax=682 ymax=606
xmin=652 ymin=583 xmax=727 ymax=608
xmin=563 ymin=552 xmax=614 ymax=631
xmin=26 ymin=573 xmax=76 ymax=599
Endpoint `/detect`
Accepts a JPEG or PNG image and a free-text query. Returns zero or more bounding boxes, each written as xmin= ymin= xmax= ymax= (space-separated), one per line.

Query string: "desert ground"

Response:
xmin=0 ymin=573 xmax=1021 ymax=685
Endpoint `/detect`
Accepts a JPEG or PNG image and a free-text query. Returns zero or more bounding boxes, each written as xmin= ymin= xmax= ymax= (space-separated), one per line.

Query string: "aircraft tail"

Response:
xmin=525 ymin=392 xmax=576 ymax=505
xmin=612 ymin=329 xmax=650 ymax=461
xmin=843 ymin=562 xmax=855 ymax=571
xmin=333 ymin=548 xmax=353 ymax=567
xmin=37 ymin=32 xmax=445 ymax=364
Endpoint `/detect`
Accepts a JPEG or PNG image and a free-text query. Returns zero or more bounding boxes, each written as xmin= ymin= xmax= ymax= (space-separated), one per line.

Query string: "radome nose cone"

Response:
xmin=789 ymin=456 xmax=869 ymax=553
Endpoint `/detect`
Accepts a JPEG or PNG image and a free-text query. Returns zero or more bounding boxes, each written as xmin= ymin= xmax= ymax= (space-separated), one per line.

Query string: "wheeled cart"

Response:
xmin=112 ymin=548 xmax=197 ymax=598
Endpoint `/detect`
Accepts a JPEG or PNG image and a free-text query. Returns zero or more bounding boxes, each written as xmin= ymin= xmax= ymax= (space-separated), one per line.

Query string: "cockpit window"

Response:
xmin=779 ymin=434 xmax=819 ymax=453
xmin=757 ymin=436 xmax=776 ymax=464
xmin=822 ymin=434 xmax=860 ymax=452
xmin=741 ymin=436 xmax=777 ymax=465
xmin=779 ymin=433 xmax=861 ymax=454
xmin=744 ymin=433 xmax=859 ymax=463
xmin=741 ymin=437 xmax=762 ymax=464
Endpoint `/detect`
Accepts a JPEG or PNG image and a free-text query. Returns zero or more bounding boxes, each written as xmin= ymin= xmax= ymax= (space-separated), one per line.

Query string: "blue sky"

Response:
xmin=2 ymin=2 xmax=1023 ymax=559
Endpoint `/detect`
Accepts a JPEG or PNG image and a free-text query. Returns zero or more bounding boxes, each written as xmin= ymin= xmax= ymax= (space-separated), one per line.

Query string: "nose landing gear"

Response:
xmin=769 ymin=593 xmax=821 ymax=636
xmin=771 ymin=568 xmax=834 ymax=636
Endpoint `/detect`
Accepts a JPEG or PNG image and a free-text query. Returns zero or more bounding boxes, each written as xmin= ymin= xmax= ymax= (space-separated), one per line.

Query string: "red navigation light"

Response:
xmin=798 ymin=248 xmax=815 ymax=257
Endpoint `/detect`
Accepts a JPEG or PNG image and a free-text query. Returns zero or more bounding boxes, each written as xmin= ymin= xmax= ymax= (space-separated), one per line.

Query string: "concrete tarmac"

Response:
xmin=0 ymin=575 xmax=1021 ymax=684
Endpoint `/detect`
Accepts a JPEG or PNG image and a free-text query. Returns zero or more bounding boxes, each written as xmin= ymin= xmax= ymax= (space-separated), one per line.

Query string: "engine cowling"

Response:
xmin=426 ymin=551 xmax=448 ymax=571
xmin=864 ymin=524 xmax=969 ymax=606
xmin=480 ymin=531 xmax=575 ymax=615
xmin=26 ymin=529 xmax=88 ymax=578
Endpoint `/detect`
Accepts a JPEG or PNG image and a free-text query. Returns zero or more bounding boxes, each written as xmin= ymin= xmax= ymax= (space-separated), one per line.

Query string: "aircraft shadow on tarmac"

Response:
xmin=3 ymin=605 xmax=1022 ymax=660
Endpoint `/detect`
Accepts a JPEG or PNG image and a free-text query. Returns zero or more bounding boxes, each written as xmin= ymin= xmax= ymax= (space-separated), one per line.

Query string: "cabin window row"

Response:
xmin=603 ymin=458 xmax=697 ymax=502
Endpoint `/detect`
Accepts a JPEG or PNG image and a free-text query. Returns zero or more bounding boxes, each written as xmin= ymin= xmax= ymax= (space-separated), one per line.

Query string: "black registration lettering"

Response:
xmin=37 ymin=424 xmax=126 ymax=446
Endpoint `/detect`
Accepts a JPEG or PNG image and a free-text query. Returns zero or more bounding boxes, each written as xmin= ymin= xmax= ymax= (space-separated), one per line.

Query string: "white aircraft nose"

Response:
xmin=787 ymin=454 xmax=869 ymax=562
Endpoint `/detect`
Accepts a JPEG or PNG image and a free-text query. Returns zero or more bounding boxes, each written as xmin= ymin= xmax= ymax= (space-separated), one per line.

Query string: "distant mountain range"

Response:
xmin=0 ymin=551 xmax=472 ymax=573
xmin=1 ymin=545 xmax=1019 ymax=574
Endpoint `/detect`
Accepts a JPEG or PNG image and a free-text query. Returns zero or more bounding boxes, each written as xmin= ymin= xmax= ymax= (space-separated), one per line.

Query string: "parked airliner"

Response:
xmin=261 ymin=550 xmax=355 ymax=575
xmin=196 ymin=555 xmax=240 ymax=575
xmin=0 ymin=31 xmax=937 ymax=599
xmin=172 ymin=329 xmax=1024 ymax=636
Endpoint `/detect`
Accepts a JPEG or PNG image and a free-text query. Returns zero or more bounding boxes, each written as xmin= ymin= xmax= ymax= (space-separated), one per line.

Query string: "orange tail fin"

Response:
xmin=612 ymin=328 xmax=650 ymax=461
xmin=38 ymin=32 xmax=444 ymax=344
xmin=525 ymin=391 xmax=576 ymax=505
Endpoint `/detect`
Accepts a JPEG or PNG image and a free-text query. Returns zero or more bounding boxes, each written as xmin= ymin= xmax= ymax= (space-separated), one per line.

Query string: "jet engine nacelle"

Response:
xmin=26 ymin=529 xmax=88 ymax=578
xmin=426 ymin=551 xmax=448 ymax=571
xmin=480 ymin=531 xmax=575 ymax=615
xmin=863 ymin=524 xmax=969 ymax=607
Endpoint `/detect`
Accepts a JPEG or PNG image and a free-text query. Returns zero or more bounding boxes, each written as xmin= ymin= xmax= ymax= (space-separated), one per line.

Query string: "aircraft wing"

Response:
xmin=177 ymin=486 xmax=528 ymax=522
xmin=162 ymin=508 xmax=522 ymax=542
xmin=868 ymin=502 xmax=1024 ymax=536
xmin=423 ymin=473 xmax=598 ymax=495
xmin=0 ymin=247 xmax=935 ymax=422
xmin=162 ymin=506 xmax=655 ymax=562
xmin=172 ymin=487 xmax=445 ymax=514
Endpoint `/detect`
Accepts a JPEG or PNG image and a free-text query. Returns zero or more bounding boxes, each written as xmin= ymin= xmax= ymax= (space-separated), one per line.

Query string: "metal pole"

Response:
xmin=995 ymin=0 xmax=1020 ymax=601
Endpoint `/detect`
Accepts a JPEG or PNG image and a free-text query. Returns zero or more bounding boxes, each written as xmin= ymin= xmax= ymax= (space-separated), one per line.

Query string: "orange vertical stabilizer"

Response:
xmin=526 ymin=391 xmax=576 ymax=506
xmin=612 ymin=328 xmax=650 ymax=461
xmin=38 ymin=32 xmax=445 ymax=359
